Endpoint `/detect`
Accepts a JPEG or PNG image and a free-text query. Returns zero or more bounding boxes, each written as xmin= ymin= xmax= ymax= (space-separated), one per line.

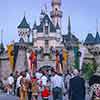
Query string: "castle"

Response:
xmin=0 ymin=0 xmax=100 ymax=80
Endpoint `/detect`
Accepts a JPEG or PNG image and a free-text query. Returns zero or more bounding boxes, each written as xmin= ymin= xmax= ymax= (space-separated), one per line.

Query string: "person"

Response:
xmin=13 ymin=71 xmax=19 ymax=95
xmin=89 ymin=74 xmax=100 ymax=100
xmin=40 ymin=70 xmax=49 ymax=100
xmin=51 ymin=69 xmax=64 ymax=100
xmin=27 ymin=81 xmax=32 ymax=100
xmin=7 ymin=73 xmax=14 ymax=94
xmin=64 ymin=70 xmax=72 ymax=91
xmin=31 ymin=73 xmax=39 ymax=100
xmin=40 ymin=71 xmax=48 ymax=86
xmin=68 ymin=69 xmax=85 ymax=100
xmin=25 ymin=69 xmax=31 ymax=81
xmin=2 ymin=77 xmax=8 ymax=93
xmin=20 ymin=71 xmax=28 ymax=100
xmin=16 ymin=72 xmax=23 ymax=97
xmin=35 ymin=69 xmax=43 ymax=85
xmin=41 ymin=85 xmax=50 ymax=100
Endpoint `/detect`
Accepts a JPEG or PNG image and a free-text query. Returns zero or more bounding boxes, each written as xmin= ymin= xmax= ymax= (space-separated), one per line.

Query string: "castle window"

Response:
xmin=55 ymin=8 xmax=57 ymax=11
xmin=45 ymin=40 xmax=48 ymax=45
xmin=45 ymin=26 xmax=48 ymax=34
xmin=45 ymin=40 xmax=49 ymax=47
xmin=94 ymin=52 xmax=97 ymax=56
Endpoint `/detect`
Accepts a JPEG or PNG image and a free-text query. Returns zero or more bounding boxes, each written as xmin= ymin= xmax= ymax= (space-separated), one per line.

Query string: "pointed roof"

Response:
xmin=17 ymin=16 xmax=30 ymax=29
xmin=56 ymin=22 xmax=60 ymax=29
xmin=37 ymin=14 xmax=56 ymax=32
xmin=63 ymin=16 xmax=79 ymax=44
xmin=40 ymin=8 xmax=45 ymax=15
xmin=0 ymin=43 xmax=5 ymax=54
xmin=84 ymin=33 xmax=95 ymax=45
xmin=33 ymin=21 xmax=37 ymax=30
xmin=63 ymin=34 xmax=79 ymax=44
xmin=94 ymin=32 xmax=100 ymax=44
xmin=19 ymin=37 xmax=24 ymax=43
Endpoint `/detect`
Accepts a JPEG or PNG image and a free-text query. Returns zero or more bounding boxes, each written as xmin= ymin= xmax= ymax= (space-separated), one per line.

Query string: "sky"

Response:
xmin=0 ymin=0 xmax=100 ymax=46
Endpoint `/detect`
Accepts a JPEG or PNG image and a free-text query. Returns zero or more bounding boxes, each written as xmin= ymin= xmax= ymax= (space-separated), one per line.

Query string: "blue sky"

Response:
xmin=0 ymin=0 xmax=100 ymax=46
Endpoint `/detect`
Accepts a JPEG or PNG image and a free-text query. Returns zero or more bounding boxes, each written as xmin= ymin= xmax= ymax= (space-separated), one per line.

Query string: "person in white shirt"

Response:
xmin=7 ymin=73 xmax=14 ymax=85
xmin=41 ymin=75 xmax=48 ymax=86
xmin=25 ymin=70 xmax=31 ymax=81
xmin=35 ymin=71 xmax=43 ymax=87
xmin=51 ymin=69 xmax=64 ymax=100
xmin=35 ymin=71 xmax=43 ymax=80
xmin=7 ymin=73 xmax=14 ymax=94
xmin=16 ymin=73 xmax=23 ymax=97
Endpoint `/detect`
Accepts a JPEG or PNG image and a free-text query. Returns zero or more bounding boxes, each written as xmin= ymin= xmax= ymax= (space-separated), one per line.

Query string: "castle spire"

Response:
xmin=68 ymin=16 xmax=71 ymax=35
xmin=96 ymin=18 xmax=99 ymax=33
xmin=1 ymin=29 xmax=3 ymax=43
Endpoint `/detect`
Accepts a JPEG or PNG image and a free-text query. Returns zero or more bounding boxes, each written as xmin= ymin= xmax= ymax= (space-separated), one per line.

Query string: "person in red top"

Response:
xmin=41 ymin=85 xmax=50 ymax=100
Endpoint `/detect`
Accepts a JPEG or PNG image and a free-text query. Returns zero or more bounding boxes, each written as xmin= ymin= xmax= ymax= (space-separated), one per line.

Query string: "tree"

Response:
xmin=83 ymin=63 xmax=96 ymax=80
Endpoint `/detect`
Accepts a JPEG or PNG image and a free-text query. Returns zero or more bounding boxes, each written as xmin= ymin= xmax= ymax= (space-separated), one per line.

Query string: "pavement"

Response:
xmin=0 ymin=94 xmax=19 ymax=100
xmin=0 ymin=81 xmax=91 ymax=100
xmin=0 ymin=93 xmax=90 ymax=100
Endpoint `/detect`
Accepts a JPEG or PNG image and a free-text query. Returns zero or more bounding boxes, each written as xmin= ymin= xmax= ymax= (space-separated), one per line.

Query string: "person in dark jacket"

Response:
xmin=68 ymin=69 xmax=85 ymax=100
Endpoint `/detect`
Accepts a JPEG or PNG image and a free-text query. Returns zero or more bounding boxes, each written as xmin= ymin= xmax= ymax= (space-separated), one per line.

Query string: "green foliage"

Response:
xmin=83 ymin=63 xmax=96 ymax=80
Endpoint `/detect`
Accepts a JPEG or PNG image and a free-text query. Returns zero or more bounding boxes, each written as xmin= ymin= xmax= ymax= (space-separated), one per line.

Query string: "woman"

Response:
xmin=31 ymin=73 xmax=39 ymax=100
xmin=90 ymin=83 xmax=100 ymax=100
xmin=20 ymin=72 xmax=28 ymax=100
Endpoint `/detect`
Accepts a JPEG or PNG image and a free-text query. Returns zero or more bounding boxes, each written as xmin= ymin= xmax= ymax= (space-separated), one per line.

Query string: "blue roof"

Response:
xmin=94 ymin=32 xmax=100 ymax=44
xmin=63 ymin=33 xmax=79 ymax=43
xmin=84 ymin=33 xmax=95 ymax=45
xmin=33 ymin=21 xmax=37 ymax=30
xmin=17 ymin=16 xmax=30 ymax=29
xmin=36 ymin=14 xmax=56 ymax=32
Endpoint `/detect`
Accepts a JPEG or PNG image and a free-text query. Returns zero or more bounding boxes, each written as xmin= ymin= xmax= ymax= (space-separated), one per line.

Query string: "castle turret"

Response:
xmin=17 ymin=16 xmax=30 ymax=42
xmin=40 ymin=9 xmax=45 ymax=23
xmin=50 ymin=0 xmax=62 ymax=27
xmin=32 ymin=21 xmax=37 ymax=45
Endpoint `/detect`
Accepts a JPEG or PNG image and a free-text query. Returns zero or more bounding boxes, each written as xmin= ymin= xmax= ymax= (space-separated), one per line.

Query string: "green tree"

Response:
xmin=83 ymin=63 xmax=96 ymax=80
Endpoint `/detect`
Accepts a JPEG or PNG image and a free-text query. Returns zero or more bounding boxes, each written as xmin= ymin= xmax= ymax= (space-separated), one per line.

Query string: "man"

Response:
xmin=25 ymin=69 xmax=31 ymax=81
xmin=7 ymin=73 xmax=14 ymax=94
xmin=68 ymin=69 xmax=85 ymax=100
xmin=16 ymin=72 xmax=23 ymax=97
xmin=51 ymin=69 xmax=64 ymax=100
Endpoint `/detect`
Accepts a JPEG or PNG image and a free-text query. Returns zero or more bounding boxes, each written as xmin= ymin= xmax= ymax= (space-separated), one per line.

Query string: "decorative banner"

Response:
xmin=55 ymin=50 xmax=59 ymax=72
xmin=26 ymin=52 xmax=31 ymax=72
xmin=7 ymin=44 xmax=14 ymax=71
xmin=62 ymin=48 xmax=68 ymax=64
xmin=59 ymin=50 xmax=63 ymax=71
xmin=13 ymin=45 xmax=19 ymax=70
xmin=73 ymin=46 xmax=80 ymax=69
xmin=29 ymin=51 xmax=37 ymax=73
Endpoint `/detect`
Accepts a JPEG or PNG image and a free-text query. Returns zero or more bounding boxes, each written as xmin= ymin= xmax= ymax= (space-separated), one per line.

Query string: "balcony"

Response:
xmin=50 ymin=11 xmax=63 ymax=17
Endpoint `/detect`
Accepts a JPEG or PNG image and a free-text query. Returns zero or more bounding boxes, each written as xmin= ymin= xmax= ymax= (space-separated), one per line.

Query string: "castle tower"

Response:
xmin=50 ymin=0 xmax=62 ymax=27
xmin=17 ymin=16 xmax=30 ymax=42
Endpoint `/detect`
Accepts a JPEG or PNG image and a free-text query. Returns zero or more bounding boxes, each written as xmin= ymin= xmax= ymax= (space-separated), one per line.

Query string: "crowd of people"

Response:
xmin=0 ymin=67 xmax=100 ymax=100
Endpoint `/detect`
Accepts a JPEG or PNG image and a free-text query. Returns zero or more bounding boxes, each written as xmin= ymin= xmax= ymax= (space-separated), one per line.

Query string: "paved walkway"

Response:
xmin=0 ymin=94 xmax=90 ymax=100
